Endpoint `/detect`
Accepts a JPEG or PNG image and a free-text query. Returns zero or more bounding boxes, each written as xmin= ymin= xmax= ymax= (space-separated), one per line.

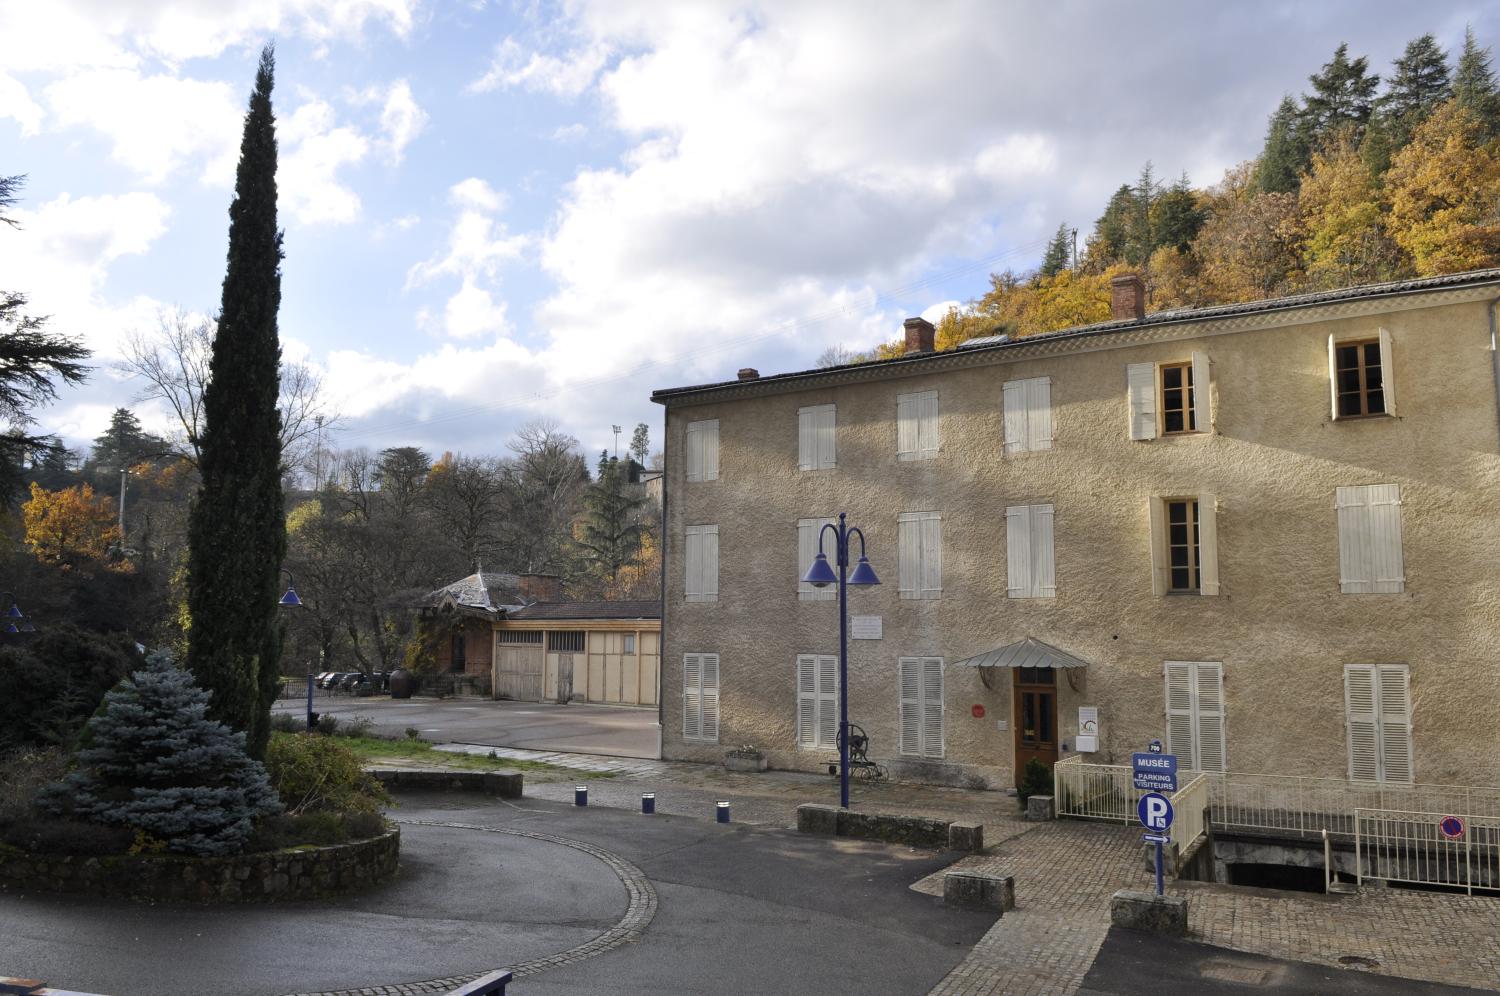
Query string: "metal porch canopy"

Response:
xmin=953 ymin=637 xmax=1089 ymax=669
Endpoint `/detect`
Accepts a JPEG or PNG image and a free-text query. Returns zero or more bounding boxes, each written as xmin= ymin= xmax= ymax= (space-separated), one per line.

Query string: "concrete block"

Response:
xmin=948 ymin=821 xmax=985 ymax=852
xmin=838 ymin=810 xmax=950 ymax=848
xmin=796 ymin=803 xmax=840 ymax=836
xmin=1109 ymin=889 xmax=1187 ymax=936
xmin=1026 ymin=794 xmax=1055 ymax=822
xmin=943 ymin=871 xmax=1014 ymax=913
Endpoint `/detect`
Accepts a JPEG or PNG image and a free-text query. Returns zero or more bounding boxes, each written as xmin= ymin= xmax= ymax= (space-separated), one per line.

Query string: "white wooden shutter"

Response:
xmin=1378 ymin=665 xmax=1413 ymax=783
xmin=918 ymin=391 xmax=939 ymax=458
xmin=817 ymin=655 xmax=838 ymax=748
xmin=1002 ymin=380 xmax=1027 ymax=456
xmin=686 ymin=420 xmax=719 ymax=482
xmin=1327 ymin=334 xmax=1340 ymax=421
xmin=898 ymin=658 xmax=921 ymax=755
xmin=799 ymin=405 xmax=835 ymax=471
xmin=1191 ymin=351 xmax=1210 ymax=432
xmin=921 ymin=657 xmax=945 ymax=758
xmin=1034 ymin=504 xmax=1056 ymax=597
xmin=798 ymin=517 xmax=836 ymax=601
xmin=796 ymin=654 xmax=837 ymax=749
xmin=1198 ymin=494 xmax=1220 ymax=596
xmin=920 ymin=513 xmax=942 ymax=598
xmin=896 ymin=393 xmax=918 ymax=459
xmin=700 ymin=653 xmax=719 ymax=742
xmin=1345 ymin=665 xmax=1380 ymax=781
xmin=1005 ymin=505 xmax=1030 ymax=598
xmin=1378 ymin=327 xmax=1396 ymax=415
xmin=682 ymin=653 xmax=703 ymax=740
xmin=899 ymin=511 xmax=940 ymax=599
xmin=1194 ymin=663 xmax=1226 ymax=773
xmin=1148 ymin=497 xmax=1166 ymax=597
xmin=687 ymin=422 xmax=703 ymax=481
xmin=685 ymin=524 xmax=718 ymax=601
xmin=1029 ymin=376 xmax=1053 ymax=451
xmin=1127 ymin=362 xmax=1158 ymax=440
xmin=1164 ymin=661 xmax=1195 ymax=762
xmin=1336 ymin=485 xmax=1404 ymax=594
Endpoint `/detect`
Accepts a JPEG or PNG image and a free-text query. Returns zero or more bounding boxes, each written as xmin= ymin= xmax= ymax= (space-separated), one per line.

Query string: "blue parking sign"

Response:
xmin=1132 ymin=752 xmax=1178 ymax=792
xmin=1138 ymin=792 xmax=1174 ymax=832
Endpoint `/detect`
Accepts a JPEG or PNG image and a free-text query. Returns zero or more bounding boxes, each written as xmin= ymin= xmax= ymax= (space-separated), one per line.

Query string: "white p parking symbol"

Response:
xmin=1137 ymin=791 xmax=1174 ymax=831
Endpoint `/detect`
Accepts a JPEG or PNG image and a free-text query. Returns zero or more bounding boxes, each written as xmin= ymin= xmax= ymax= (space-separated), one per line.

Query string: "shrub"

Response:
xmin=0 ymin=747 xmax=69 ymax=825
xmin=263 ymin=733 xmax=389 ymax=816
xmin=2 ymin=817 xmax=134 ymax=855
xmin=316 ymin=713 xmax=339 ymax=736
xmin=0 ymin=627 xmax=142 ymax=751
xmin=37 ymin=652 xmax=282 ymax=856
xmin=1017 ymin=758 xmax=1054 ymax=805
xmin=269 ymin=712 xmax=302 ymax=734
xmin=336 ymin=714 xmax=374 ymax=739
xmin=245 ymin=809 xmax=388 ymax=852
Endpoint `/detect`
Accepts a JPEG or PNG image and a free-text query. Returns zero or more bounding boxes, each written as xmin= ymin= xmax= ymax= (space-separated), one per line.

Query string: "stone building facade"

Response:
xmin=651 ymin=269 xmax=1500 ymax=789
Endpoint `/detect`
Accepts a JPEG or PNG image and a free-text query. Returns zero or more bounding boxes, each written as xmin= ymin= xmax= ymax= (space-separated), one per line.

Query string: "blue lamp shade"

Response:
xmin=3 ymin=622 xmax=18 ymax=634
xmin=800 ymin=552 xmax=839 ymax=588
xmin=279 ymin=587 xmax=303 ymax=607
xmin=847 ymin=555 xmax=880 ymax=586
xmin=5 ymin=602 xmax=22 ymax=619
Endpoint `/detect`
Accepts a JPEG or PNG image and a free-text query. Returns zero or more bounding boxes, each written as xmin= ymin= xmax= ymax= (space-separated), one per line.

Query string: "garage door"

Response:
xmin=495 ymin=645 xmax=544 ymax=702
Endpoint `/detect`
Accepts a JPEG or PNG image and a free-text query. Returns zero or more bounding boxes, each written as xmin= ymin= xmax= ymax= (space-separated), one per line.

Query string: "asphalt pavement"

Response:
xmin=271 ymin=694 xmax=661 ymax=758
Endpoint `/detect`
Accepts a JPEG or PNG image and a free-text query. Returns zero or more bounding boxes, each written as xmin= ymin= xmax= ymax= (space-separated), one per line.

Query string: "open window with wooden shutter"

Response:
xmin=898 ymin=656 xmax=944 ymax=758
xmin=1150 ymin=496 xmax=1220 ymax=596
xmin=1128 ymin=357 xmax=1210 ymax=439
xmin=897 ymin=390 xmax=939 ymax=460
xmin=686 ymin=419 xmax=720 ymax=482
xmin=796 ymin=654 xmax=838 ymax=749
xmin=1345 ymin=664 xmax=1412 ymax=783
xmin=798 ymin=404 xmax=836 ymax=471
xmin=683 ymin=653 xmax=720 ymax=742
xmin=1329 ymin=330 xmax=1395 ymax=420
xmin=685 ymin=524 xmax=719 ymax=602
xmin=1163 ymin=661 xmax=1226 ymax=772
xmin=897 ymin=511 xmax=942 ymax=599
xmin=797 ymin=517 xmax=836 ymax=601
xmin=1003 ymin=376 xmax=1053 ymax=455
xmin=1127 ymin=363 xmax=1158 ymax=440
xmin=1005 ymin=503 xmax=1056 ymax=598
xmin=1335 ymin=484 xmax=1404 ymax=594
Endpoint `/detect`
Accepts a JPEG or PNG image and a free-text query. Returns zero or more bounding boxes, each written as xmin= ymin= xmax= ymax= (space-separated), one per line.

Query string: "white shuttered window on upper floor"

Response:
xmin=682 ymin=652 xmax=720 ymax=742
xmin=1164 ymin=660 xmax=1226 ymax=773
xmin=897 ymin=390 xmax=939 ymax=460
xmin=897 ymin=511 xmax=942 ymax=599
xmin=1345 ymin=664 xmax=1412 ymax=783
xmin=685 ymin=524 xmax=719 ymax=602
xmin=1003 ymin=376 xmax=1053 ymax=455
xmin=796 ymin=654 xmax=838 ymax=749
xmin=1005 ymin=504 xmax=1056 ymax=598
xmin=686 ymin=419 xmax=719 ymax=482
xmin=1126 ymin=353 xmax=1210 ymax=440
xmin=797 ymin=517 xmax=837 ymax=601
xmin=798 ymin=405 xmax=836 ymax=471
xmin=898 ymin=656 xmax=944 ymax=758
xmin=1335 ymin=484 xmax=1404 ymax=594
xmin=1147 ymin=495 xmax=1220 ymax=596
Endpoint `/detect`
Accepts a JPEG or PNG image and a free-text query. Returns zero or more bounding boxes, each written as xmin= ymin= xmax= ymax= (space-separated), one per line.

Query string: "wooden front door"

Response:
xmin=496 ymin=645 xmax=544 ymax=702
xmin=1013 ymin=667 xmax=1059 ymax=784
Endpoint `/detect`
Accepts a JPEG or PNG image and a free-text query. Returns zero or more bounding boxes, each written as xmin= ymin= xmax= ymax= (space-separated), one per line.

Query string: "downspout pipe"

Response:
xmin=1491 ymin=297 xmax=1500 ymax=453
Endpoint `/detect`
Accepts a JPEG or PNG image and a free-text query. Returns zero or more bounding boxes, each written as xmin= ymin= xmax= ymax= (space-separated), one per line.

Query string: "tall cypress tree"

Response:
xmin=186 ymin=45 xmax=286 ymax=760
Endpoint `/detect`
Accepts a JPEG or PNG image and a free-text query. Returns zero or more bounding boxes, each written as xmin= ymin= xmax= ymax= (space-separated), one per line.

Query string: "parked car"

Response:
xmin=321 ymin=672 xmax=353 ymax=690
xmin=338 ymin=672 xmax=367 ymax=692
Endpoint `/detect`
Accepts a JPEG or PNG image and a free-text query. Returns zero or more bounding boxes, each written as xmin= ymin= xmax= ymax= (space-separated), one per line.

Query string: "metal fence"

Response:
xmin=1355 ymin=808 xmax=1500 ymax=895
xmin=1052 ymin=756 xmax=1209 ymax=851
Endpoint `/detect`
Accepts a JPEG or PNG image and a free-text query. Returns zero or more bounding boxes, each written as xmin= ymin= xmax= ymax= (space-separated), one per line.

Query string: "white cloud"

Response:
xmin=549 ymin=122 xmax=587 ymax=142
xmin=377 ymin=80 xmax=427 ymax=163
xmin=441 ymin=280 xmax=510 ymax=340
xmin=278 ymin=97 xmax=371 ymax=225
xmin=468 ymin=37 xmax=611 ymax=97
xmin=0 ymin=73 xmax=44 ymax=135
xmin=408 ymin=178 xmax=525 ymax=288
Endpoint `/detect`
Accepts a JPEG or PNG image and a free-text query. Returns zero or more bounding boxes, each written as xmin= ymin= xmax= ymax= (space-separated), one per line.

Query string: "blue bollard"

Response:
xmin=641 ymin=792 xmax=656 ymax=815
xmin=716 ymin=800 xmax=730 ymax=823
xmin=575 ymin=785 xmax=588 ymax=807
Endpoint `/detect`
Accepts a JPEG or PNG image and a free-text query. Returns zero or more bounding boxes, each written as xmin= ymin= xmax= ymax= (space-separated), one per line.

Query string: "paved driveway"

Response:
xmin=272 ymin=695 xmax=661 ymax=758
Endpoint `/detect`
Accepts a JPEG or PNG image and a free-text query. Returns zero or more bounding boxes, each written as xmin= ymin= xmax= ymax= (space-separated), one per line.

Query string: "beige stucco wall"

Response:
xmin=658 ymin=291 xmax=1500 ymax=789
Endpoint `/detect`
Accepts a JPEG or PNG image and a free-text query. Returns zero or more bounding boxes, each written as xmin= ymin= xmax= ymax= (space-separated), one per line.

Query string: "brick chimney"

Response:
xmin=903 ymin=317 xmax=935 ymax=355
xmin=1110 ymin=273 xmax=1146 ymax=321
xmin=516 ymin=573 xmax=562 ymax=603
xmin=737 ymin=367 xmax=760 ymax=380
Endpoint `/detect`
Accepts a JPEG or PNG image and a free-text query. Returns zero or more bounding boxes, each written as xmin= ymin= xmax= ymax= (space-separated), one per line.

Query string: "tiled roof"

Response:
xmin=423 ymin=571 xmax=524 ymax=611
xmin=506 ymin=600 xmax=661 ymax=621
xmin=651 ymin=267 xmax=1500 ymax=402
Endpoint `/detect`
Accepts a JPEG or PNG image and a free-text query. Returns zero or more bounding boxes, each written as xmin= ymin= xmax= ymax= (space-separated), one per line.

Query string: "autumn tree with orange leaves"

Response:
xmin=22 ymin=482 xmax=121 ymax=564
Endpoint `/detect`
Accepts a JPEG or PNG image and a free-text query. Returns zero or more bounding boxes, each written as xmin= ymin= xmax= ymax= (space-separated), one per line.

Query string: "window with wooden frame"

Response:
xmin=1148 ymin=495 xmax=1219 ymax=596
xmin=1159 ymin=362 xmax=1196 ymax=434
xmin=497 ymin=630 xmax=543 ymax=645
xmin=449 ymin=632 xmax=466 ymax=673
xmin=1127 ymin=353 xmax=1210 ymax=440
xmin=1329 ymin=330 xmax=1395 ymax=420
xmin=548 ymin=631 xmax=585 ymax=653
xmin=1165 ymin=499 xmax=1200 ymax=593
xmin=622 ymin=634 xmax=636 ymax=655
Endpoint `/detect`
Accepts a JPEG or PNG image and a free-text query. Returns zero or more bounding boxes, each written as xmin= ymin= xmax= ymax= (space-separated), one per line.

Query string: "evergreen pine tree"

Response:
xmin=1255 ymin=96 xmax=1311 ymax=193
xmin=1360 ymin=110 xmax=1397 ymax=177
xmin=1301 ymin=43 xmax=1381 ymax=145
xmin=90 ymin=408 xmax=167 ymax=476
xmin=1039 ymin=223 xmax=1072 ymax=278
xmin=580 ymin=457 xmax=646 ymax=585
xmin=1455 ymin=25 xmax=1500 ymax=136
xmin=1092 ymin=184 xmax=1137 ymax=265
xmin=1380 ymin=33 xmax=1452 ymax=148
xmin=186 ymin=45 xmax=287 ymax=760
xmin=39 ymin=652 xmax=281 ymax=856
xmin=1151 ymin=175 xmax=1205 ymax=253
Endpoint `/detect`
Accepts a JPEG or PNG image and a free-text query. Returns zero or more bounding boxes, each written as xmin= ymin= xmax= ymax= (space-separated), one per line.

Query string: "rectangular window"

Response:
xmin=797 ymin=517 xmax=837 ymax=601
xmin=1164 ymin=661 xmax=1226 ymax=773
xmin=896 ymin=390 xmax=939 ymax=460
xmin=1335 ymin=484 xmax=1404 ymax=594
xmin=798 ymin=404 xmax=836 ymax=471
xmin=622 ymin=634 xmax=636 ymax=655
xmin=682 ymin=652 xmax=720 ymax=742
xmin=450 ymin=632 xmax=466 ymax=673
xmin=686 ymin=419 xmax=720 ymax=482
xmin=796 ymin=654 xmax=838 ymax=749
xmin=497 ymin=630 xmax=543 ymax=645
xmin=548 ymin=631 xmax=585 ymax=653
xmin=1002 ymin=376 xmax=1053 ymax=455
xmin=1005 ymin=503 xmax=1056 ymax=598
xmin=1148 ymin=495 xmax=1219 ymax=596
xmin=898 ymin=657 xmax=944 ymax=758
xmin=1127 ymin=353 xmax=1210 ymax=439
xmin=1329 ymin=329 xmax=1395 ymax=419
xmin=685 ymin=524 xmax=719 ymax=602
xmin=897 ymin=511 xmax=942 ymax=599
xmin=1345 ymin=664 xmax=1412 ymax=783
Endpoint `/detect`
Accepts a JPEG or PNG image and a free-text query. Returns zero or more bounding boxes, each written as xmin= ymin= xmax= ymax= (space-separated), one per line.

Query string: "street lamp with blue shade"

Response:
xmin=278 ymin=586 xmax=303 ymax=607
xmin=278 ymin=568 xmax=316 ymax=732
xmin=798 ymin=513 xmax=880 ymax=810
xmin=5 ymin=603 xmax=23 ymax=618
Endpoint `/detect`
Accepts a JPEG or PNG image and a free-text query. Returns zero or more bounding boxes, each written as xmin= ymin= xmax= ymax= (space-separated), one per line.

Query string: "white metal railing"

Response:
xmin=1171 ymin=774 xmax=1208 ymax=851
xmin=1355 ymin=808 xmax=1500 ymax=895
xmin=1052 ymin=756 xmax=1208 ymax=851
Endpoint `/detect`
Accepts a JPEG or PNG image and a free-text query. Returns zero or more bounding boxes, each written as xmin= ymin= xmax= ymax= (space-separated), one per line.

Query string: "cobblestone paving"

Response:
xmin=280 ymin=820 xmax=657 ymax=996
xmin=435 ymin=742 xmax=671 ymax=778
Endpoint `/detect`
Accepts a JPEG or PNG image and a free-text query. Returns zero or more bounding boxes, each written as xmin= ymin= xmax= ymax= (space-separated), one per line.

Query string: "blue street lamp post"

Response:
xmin=800 ymin=513 xmax=880 ymax=809
xmin=0 ymin=592 xmax=35 ymax=635
xmin=278 ymin=570 xmax=314 ymax=731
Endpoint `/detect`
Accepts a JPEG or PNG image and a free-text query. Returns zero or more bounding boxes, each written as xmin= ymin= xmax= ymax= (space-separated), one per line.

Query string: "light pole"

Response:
xmin=800 ymin=512 xmax=880 ymax=809
xmin=278 ymin=569 xmax=315 ymax=731
xmin=0 ymin=592 xmax=36 ymax=635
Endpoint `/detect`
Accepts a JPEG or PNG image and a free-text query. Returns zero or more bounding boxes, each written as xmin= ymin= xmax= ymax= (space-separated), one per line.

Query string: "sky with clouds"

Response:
xmin=2 ymin=0 xmax=1496 ymax=464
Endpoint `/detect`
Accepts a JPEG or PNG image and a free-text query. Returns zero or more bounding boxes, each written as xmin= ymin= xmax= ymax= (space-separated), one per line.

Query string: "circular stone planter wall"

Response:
xmin=0 ymin=826 xmax=399 ymax=903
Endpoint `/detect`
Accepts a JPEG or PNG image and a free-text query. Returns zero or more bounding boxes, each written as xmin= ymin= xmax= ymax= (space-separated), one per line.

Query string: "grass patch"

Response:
xmin=329 ymin=735 xmax=614 ymax=777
